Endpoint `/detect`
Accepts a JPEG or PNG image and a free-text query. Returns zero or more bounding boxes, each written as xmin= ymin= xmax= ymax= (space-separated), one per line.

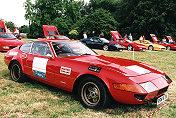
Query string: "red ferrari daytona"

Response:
xmin=4 ymin=38 xmax=172 ymax=109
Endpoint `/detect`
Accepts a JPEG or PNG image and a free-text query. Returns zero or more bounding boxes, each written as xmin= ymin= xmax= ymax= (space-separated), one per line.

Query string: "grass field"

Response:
xmin=0 ymin=39 xmax=176 ymax=118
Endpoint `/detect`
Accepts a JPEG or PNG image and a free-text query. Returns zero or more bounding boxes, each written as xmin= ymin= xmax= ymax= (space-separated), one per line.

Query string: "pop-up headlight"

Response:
xmin=140 ymin=82 xmax=158 ymax=93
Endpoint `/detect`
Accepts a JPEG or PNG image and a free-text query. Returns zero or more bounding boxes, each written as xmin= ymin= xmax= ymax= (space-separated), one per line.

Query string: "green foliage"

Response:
xmin=5 ymin=21 xmax=15 ymax=32
xmin=19 ymin=25 xmax=30 ymax=33
xmin=117 ymin=0 xmax=176 ymax=40
xmin=69 ymin=29 xmax=78 ymax=39
xmin=75 ymin=9 xmax=118 ymax=39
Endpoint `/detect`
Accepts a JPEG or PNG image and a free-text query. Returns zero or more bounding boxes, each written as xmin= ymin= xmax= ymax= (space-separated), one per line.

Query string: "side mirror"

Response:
xmin=46 ymin=54 xmax=53 ymax=59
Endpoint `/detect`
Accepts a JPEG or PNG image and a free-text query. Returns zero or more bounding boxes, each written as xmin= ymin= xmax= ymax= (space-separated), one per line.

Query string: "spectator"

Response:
xmin=92 ymin=30 xmax=95 ymax=37
xmin=6 ymin=28 xmax=11 ymax=33
xmin=83 ymin=32 xmax=87 ymax=39
xmin=99 ymin=32 xmax=104 ymax=38
xmin=13 ymin=27 xmax=20 ymax=37
xmin=128 ymin=33 xmax=133 ymax=41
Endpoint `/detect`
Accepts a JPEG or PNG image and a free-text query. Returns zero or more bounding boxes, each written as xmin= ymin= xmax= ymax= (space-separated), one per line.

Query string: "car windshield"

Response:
xmin=55 ymin=36 xmax=70 ymax=40
xmin=52 ymin=41 xmax=97 ymax=57
xmin=100 ymin=38 xmax=109 ymax=43
xmin=0 ymin=33 xmax=16 ymax=39
xmin=145 ymin=41 xmax=152 ymax=44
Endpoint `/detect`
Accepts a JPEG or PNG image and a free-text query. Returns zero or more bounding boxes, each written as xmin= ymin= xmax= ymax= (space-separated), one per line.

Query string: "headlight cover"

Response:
xmin=3 ymin=46 xmax=9 ymax=49
xmin=140 ymin=82 xmax=158 ymax=93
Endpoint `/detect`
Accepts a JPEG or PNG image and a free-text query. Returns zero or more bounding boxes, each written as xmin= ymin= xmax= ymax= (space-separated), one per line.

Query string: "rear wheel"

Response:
xmin=10 ymin=61 xmax=24 ymax=83
xmin=166 ymin=46 xmax=171 ymax=50
xmin=148 ymin=45 xmax=154 ymax=51
xmin=103 ymin=45 xmax=109 ymax=51
xmin=82 ymin=42 xmax=87 ymax=46
xmin=78 ymin=77 xmax=110 ymax=109
xmin=127 ymin=45 xmax=133 ymax=51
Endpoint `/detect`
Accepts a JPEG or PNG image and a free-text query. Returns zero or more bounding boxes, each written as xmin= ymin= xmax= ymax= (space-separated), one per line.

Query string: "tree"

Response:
xmin=117 ymin=0 xmax=176 ymax=40
xmin=75 ymin=9 xmax=118 ymax=39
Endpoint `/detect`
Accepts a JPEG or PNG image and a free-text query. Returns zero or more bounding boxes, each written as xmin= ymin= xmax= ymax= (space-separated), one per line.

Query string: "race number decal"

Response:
xmin=32 ymin=57 xmax=48 ymax=79
xmin=60 ymin=66 xmax=71 ymax=75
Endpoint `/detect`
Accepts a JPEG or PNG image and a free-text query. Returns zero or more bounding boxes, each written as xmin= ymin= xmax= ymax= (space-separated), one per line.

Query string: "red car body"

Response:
xmin=42 ymin=25 xmax=70 ymax=40
xmin=4 ymin=38 xmax=172 ymax=108
xmin=110 ymin=31 xmax=147 ymax=51
xmin=150 ymin=34 xmax=176 ymax=50
xmin=0 ymin=21 xmax=25 ymax=51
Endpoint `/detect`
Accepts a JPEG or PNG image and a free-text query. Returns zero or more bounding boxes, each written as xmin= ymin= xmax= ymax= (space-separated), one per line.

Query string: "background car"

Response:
xmin=80 ymin=37 xmax=125 ymax=51
xmin=42 ymin=25 xmax=71 ymax=40
xmin=0 ymin=32 xmax=25 ymax=51
xmin=150 ymin=34 xmax=176 ymax=50
xmin=134 ymin=40 xmax=166 ymax=51
xmin=4 ymin=38 xmax=172 ymax=109
xmin=110 ymin=31 xmax=147 ymax=51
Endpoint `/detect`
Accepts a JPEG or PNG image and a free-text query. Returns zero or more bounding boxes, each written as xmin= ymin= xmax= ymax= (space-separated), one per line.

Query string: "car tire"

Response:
xmin=82 ymin=42 xmax=87 ymax=46
xmin=166 ymin=46 xmax=171 ymax=50
xmin=148 ymin=45 xmax=154 ymax=51
xmin=78 ymin=77 xmax=110 ymax=109
xmin=127 ymin=45 xmax=133 ymax=51
xmin=103 ymin=45 xmax=109 ymax=51
xmin=10 ymin=61 xmax=25 ymax=83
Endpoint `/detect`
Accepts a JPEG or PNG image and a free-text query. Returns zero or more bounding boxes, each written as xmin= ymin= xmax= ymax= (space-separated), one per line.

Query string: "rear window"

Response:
xmin=47 ymin=31 xmax=58 ymax=35
xmin=20 ymin=42 xmax=32 ymax=53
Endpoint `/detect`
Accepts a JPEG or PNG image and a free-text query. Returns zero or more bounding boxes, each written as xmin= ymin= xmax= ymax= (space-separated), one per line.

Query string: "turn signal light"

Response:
xmin=113 ymin=83 xmax=146 ymax=93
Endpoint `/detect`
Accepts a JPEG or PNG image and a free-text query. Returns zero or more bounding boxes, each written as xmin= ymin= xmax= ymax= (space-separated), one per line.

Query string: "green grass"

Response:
xmin=0 ymin=39 xmax=175 ymax=117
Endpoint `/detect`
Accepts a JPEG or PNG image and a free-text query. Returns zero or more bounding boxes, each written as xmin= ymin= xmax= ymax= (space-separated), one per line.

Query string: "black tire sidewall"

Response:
xmin=166 ymin=46 xmax=171 ymax=50
xmin=78 ymin=77 xmax=109 ymax=109
xmin=103 ymin=45 xmax=109 ymax=51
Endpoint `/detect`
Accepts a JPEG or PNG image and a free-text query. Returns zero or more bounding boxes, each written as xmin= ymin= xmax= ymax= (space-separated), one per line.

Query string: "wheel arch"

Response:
xmin=73 ymin=74 xmax=110 ymax=94
xmin=8 ymin=60 xmax=23 ymax=71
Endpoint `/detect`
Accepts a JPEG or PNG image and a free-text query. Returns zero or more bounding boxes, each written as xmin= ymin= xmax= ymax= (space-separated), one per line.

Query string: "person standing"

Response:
xmin=13 ymin=27 xmax=20 ymax=37
xmin=83 ymin=32 xmax=87 ymax=39
xmin=92 ymin=30 xmax=95 ymax=37
xmin=128 ymin=33 xmax=133 ymax=41
xmin=99 ymin=32 xmax=104 ymax=38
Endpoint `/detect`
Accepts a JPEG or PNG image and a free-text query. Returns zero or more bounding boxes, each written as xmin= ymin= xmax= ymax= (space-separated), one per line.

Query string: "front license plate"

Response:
xmin=157 ymin=93 xmax=168 ymax=105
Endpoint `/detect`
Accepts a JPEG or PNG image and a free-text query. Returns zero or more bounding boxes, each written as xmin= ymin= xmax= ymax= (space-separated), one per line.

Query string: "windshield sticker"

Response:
xmin=60 ymin=66 xmax=71 ymax=75
xmin=126 ymin=65 xmax=150 ymax=74
xmin=32 ymin=57 xmax=48 ymax=79
xmin=9 ymin=51 xmax=18 ymax=56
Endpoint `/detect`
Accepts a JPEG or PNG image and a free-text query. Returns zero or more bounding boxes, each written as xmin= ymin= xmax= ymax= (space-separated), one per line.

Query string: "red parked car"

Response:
xmin=150 ymin=34 xmax=176 ymax=50
xmin=4 ymin=38 xmax=172 ymax=109
xmin=42 ymin=25 xmax=70 ymax=40
xmin=110 ymin=31 xmax=147 ymax=51
xmin=0 ymin=21 xmax=25 ymax=51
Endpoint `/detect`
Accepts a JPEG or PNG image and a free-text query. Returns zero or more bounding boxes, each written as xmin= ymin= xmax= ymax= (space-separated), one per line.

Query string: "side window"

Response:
xmin=20 ymin=42 xmax=32 ymax=53
xmin=31 ymin=42 xmax=52 ymax=56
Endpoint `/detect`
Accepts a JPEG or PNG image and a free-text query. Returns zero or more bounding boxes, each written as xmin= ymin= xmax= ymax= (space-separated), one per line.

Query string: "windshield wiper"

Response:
xmin=80 ymin=53 xmax=91 ymax=56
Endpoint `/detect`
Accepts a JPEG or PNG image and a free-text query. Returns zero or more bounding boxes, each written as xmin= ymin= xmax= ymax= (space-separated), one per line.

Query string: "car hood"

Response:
xmin=0 ymin=39 xmax=25 ymax=46
xmin=70 ymin=55 xmax=164 ymax=77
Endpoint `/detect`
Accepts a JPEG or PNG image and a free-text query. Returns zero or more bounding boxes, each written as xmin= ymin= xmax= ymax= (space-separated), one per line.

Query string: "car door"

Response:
xmin=23 ymin=41 xmax=55 ymax=83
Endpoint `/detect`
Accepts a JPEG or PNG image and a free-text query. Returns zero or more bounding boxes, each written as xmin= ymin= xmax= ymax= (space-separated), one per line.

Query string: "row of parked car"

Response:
xmin=80 ymin=31 xmax=176 ymax=51
xmin=0 ymin=20 xmax=176 ymax=52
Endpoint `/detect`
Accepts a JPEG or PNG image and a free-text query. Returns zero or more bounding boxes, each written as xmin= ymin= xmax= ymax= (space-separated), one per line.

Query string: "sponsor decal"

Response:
xmin=32 ymin=57 xmax=48 ymax=79
xmin=126 ymin=65 xmax=150 ymax=74
xmin=9 ymin=51 xmax=18 ymax=56
xmin=88 ymin=65 xmax=101 ymax=73
xmin=60 ymin=66 xmax=71 ymax=75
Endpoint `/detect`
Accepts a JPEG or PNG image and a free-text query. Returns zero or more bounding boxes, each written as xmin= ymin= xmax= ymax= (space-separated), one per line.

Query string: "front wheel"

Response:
xmin=78 ymin=77 xmax=110 ymax=109
xmin=10 ymin=61 xmax=25 ymax=83
xmin=148 ymin=45 xmax=154 ymax=51
xmin=166 ymin=46 xmax=171 ymax=50
xmin=127 ymin=45 xmax=133 ymax=51
xmin=103 ymin=45 xmax=109 ymax=51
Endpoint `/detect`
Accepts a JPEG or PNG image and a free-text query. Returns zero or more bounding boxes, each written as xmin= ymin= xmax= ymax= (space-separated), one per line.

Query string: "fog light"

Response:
xmin=3 ymin=46 xmax=9 ymax=49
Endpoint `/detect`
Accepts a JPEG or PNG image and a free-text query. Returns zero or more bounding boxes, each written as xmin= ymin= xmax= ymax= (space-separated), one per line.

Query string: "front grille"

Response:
xmin=157 ymin=86 xmax=168 ymax=95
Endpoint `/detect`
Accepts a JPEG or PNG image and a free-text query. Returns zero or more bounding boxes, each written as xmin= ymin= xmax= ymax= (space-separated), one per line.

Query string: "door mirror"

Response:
xmin=46 ymin=54 xmax=53 ymax=59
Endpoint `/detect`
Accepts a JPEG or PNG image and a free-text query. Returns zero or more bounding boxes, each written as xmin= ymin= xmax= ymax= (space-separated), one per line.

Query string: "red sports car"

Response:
xmin=42 ymin=25 xmax=70 ymax=40
xmin=110 ymin=31 xmax=147 ymax=51
xmin=4 ymin=38 xmax=172 ymax=109
xmin=150 ymin=34 xmax=176 ymax=50
xmin=0 ymin=21 xmax=25 ymax=51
